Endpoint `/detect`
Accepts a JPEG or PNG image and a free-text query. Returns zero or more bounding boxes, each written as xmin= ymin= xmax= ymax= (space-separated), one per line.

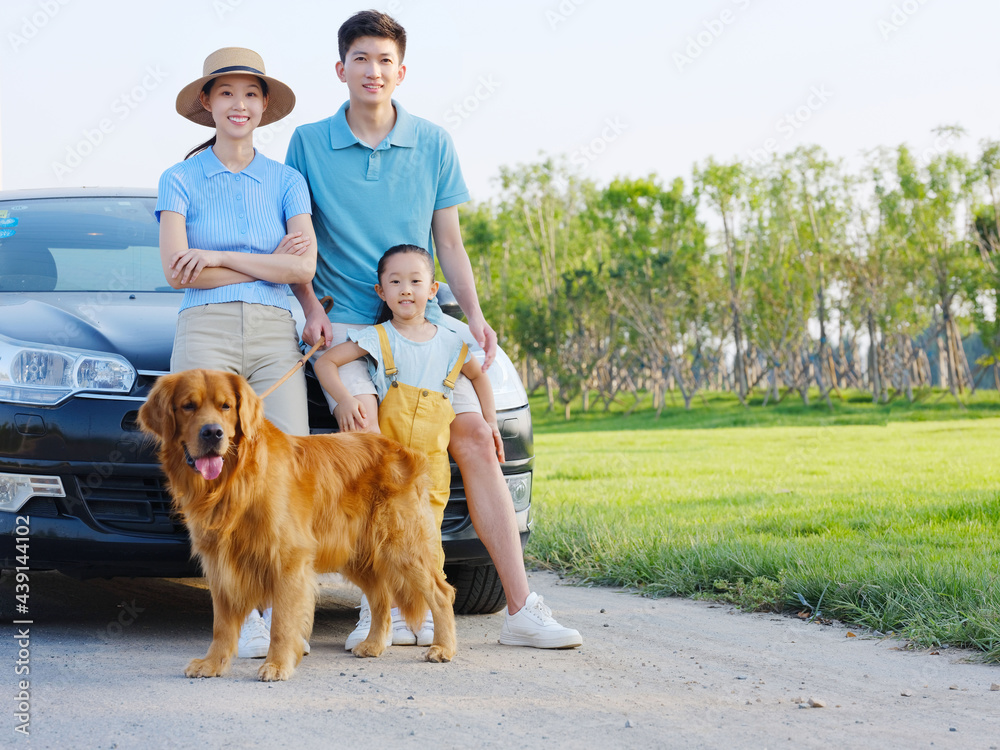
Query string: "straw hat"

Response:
xmin=175 ymin=47 xmax=295 ymax=127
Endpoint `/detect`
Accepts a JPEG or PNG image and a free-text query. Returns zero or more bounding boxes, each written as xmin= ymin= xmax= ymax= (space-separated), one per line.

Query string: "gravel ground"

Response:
xmin=3 ymin=569 xmax=999 ymax=749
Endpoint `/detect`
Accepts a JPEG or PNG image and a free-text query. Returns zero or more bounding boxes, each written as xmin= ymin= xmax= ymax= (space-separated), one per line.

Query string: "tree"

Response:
xmin=600 ymin=175 xmax=713 ymax=411
xmin=494 ymin=158 xmax=605 ymax=417
xmin=695 ymin=159 xmax=751 ymax=404
xmin=967 ymin=139 xmax=1000 ymax=392
xmin=892 ymin=134 xmax=978 ymax=398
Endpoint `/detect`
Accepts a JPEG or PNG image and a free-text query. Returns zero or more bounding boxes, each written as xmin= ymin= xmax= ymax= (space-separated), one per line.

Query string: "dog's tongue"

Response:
xmin=195 ymin=456 xmax=224 ymax=481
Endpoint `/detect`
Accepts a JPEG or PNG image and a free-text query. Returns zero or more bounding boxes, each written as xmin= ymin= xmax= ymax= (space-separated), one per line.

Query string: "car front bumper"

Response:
xmin=1 ymin=395 xmax=533 ymax=577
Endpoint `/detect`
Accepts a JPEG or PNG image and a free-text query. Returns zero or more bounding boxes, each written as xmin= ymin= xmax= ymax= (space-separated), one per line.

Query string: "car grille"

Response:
xmin=27 ymin=466 xmax=482 ymax=538
xmin=20 ymin=497 xmax=60 ymax=518
xmin=441 ymin=500 xmax=468 ymax=531
xmin=441 ymin=474 xmax=468 ymax=533
xmin=74 ymin=474 xmax=186 ymax=536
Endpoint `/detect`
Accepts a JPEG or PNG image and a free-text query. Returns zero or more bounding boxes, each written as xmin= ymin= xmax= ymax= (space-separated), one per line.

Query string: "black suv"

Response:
xmin=0 ymin=188 xmax=533 ymax=614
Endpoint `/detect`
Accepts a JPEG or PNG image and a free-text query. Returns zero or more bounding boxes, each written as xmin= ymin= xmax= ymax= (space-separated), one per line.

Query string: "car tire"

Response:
xmin=445 ymin=563 xmax=507 ymax=615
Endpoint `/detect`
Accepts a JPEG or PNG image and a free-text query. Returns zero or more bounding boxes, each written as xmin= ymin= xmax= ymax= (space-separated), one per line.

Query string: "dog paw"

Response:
xmin=351 ymin=640 xmax=386 ymax=658
xmin=424 ymin=645 xmax=453 ymax=663
xmin=185 ymin=658 xmax=227 ymax=678
xmin=257 ymin=662 xmax=293 ymax=682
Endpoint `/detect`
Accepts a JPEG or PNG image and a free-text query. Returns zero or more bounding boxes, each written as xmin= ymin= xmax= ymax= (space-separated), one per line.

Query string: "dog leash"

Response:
xmin=259 ymin=295 xmax=333 ymax=401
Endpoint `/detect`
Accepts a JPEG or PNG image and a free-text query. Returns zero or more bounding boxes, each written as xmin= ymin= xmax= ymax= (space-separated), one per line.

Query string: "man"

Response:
xmin=287 ymin=10 xmax=581 ymax=649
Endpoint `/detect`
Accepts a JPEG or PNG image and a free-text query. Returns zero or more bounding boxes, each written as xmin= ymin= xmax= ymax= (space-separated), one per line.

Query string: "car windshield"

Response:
xmin=0 ymin=196 xmax=171 ymax=293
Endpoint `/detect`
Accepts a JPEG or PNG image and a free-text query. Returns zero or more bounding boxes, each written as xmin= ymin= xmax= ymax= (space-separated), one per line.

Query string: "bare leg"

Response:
xmin=449 ymin=412 xmax=530 ymax=614
xmin=357 ymin=394 xmax=381 ymax=435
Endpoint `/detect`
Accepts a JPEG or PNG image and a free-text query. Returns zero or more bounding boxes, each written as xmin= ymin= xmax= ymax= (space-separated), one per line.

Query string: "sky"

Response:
xmin=2 ymin=0 xmax=999 ymax=203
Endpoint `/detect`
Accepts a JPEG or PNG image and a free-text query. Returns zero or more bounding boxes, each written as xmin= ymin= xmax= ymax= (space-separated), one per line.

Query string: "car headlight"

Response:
xmin=484 ymin=347 xmax=529 ymax=412
xmin=505 ymin=472 xmax=531 ymax=512
xmin=0 ymin=334 xmax=136 ymax=405
xmin=0 ymin=473 xmax=65 ymax=513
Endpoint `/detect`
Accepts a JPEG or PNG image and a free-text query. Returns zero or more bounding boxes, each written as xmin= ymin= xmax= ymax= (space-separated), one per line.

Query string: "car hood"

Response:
xmin=0 ymin=292 xmax=182 ymax=372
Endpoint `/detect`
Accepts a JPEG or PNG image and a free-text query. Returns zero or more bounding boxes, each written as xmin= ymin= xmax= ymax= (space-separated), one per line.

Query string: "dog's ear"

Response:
xmin=231 ymin=372 xmax=265 ymax=441
xmin=138 ymin=373 xmax=177 ymax=441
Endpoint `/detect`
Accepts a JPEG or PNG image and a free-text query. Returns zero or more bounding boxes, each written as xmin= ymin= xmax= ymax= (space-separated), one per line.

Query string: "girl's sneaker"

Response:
xmin=261 ymin=607 xmax=311 ymax=655
xmin=344 ymin=595 xmax=392 ymax=650
xmin=237 ymin=609 xmax=270 ymax=658
xmin=414 ymin=610 xmax=434 ymax=646
xmin=391 ymin=607 xmax=417 ymax=645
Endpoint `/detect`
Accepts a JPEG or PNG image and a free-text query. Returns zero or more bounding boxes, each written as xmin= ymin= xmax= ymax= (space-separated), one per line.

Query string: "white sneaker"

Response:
xmin=391 ymin=607 xmax=417 ymax=645
xmin=344 ymin=594 xmax=392 ymax=651
xmin=499 ymin=592 xmax=582 ymax=649
xmin=261 ymin=607 xmax=310 ymax=655
xmin=414 ymin=610 xmax=434 ymax=647
xmin=237 ymin=609 xmax=270 ymax=658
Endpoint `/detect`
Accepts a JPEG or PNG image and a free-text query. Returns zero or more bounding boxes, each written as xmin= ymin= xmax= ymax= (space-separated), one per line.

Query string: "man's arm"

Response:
xmin=292 ymin=282 xmax=333 ymax=348
xmin=285 ymin=128 xmax=334 ymax=347
xmin=431 ymin=204 xmax=497 ymax=370
xmin=463 ymin=356 xmax=504 ymax=463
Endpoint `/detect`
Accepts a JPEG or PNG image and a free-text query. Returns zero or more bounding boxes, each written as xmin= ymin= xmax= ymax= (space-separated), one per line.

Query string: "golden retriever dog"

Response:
xmin=138 ymin=368 xmax=456 ymax=681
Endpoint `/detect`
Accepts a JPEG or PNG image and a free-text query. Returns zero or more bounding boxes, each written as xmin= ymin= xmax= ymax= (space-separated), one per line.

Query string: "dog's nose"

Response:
xmin=200 ymin=424 xmax=224 ymax=444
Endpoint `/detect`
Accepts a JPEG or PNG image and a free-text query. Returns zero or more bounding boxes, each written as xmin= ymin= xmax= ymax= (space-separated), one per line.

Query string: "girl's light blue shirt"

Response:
xmin=156 ymin=148 xmax=312 ymax=313
xmin=348 ymin=322 xmax=470 ymax=404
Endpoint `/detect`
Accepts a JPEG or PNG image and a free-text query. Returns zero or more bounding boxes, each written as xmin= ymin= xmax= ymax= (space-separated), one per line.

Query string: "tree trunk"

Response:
xmin=942 ymin=311 xmax=960 ymax=396
xmin=937 ymin=328 xmax=949 ymax=391
xmin=807 ymin=201 xmax=831 ymax=408
xmin=867 ymin=312 xmax=881 ymax=403
xmin=721 ymin=211 xmax=748 ymax=405
xmin=901 ymin=335 xmax=914 ymax=403
xmin=951 ymin=318 xmax=974 ymax=394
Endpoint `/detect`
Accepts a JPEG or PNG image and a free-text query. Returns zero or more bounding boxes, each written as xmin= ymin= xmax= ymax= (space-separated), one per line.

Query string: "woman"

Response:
xmin=156 ymin=47 xmax=316 ymax=659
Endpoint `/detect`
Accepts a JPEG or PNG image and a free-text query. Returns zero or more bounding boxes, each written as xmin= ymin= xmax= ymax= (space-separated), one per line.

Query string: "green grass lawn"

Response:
xmin=524 ymin=389 xmax=1000 ymax=660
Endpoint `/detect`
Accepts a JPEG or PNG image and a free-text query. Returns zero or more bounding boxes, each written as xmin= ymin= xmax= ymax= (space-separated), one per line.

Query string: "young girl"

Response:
xmin=314 ymin=244 xmax=504 ymax=648
xmin=156 ymin=47 xmax=317 ymax=659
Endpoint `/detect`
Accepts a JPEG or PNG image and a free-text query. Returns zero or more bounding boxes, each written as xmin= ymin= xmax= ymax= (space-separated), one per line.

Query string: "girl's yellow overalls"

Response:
xmin=375 ymin=323 xmax=468 ymax=569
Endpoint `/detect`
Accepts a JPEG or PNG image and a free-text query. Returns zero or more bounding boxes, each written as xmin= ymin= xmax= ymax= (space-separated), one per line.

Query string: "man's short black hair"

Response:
xmin=338 ymin=10 xmax=407 ymax=63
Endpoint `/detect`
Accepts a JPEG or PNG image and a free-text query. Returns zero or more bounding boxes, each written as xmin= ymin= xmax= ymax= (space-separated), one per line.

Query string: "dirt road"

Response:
xmin=3 ymin=569 xmax=998 ymax=749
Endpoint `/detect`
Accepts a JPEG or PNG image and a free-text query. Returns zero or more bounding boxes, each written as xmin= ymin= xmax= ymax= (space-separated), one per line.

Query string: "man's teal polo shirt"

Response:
xmin=286 ymin=100 xmax=470 ymax=324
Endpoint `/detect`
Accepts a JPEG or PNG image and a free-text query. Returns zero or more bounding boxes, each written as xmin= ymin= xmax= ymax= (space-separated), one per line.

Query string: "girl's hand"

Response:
xmin=488 ymin=420 xmax=506 ymax=463
xmin=334 ymin=398 xmax=368 ymax=432
xmin=169 ymin=248 xmax=222 ymax=285
xmin=274 ymin=231 xmax=312 ymax=256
